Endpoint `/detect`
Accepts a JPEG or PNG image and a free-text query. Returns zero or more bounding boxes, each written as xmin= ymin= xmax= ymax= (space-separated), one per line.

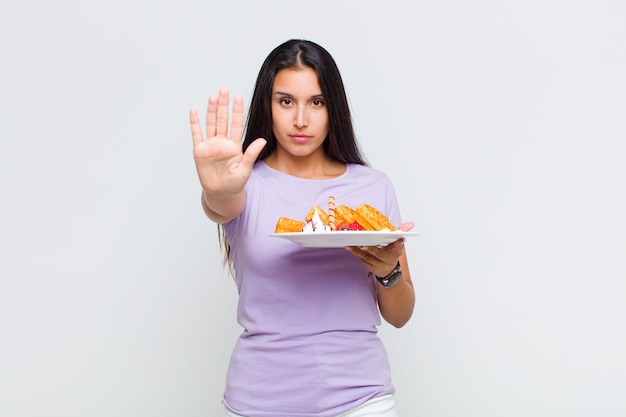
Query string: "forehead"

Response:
xmin=272 ymin=67 xmax=322 ymax=95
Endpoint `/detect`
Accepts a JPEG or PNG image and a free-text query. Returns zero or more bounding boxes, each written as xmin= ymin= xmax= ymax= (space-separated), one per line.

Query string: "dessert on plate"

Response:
xmin=274 ymin=196 xmax=396 ymax=233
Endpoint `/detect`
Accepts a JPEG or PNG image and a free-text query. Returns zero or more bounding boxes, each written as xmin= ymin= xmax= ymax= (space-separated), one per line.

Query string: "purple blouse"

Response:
xmin=222 ymin=162 xmax=402 ymax=417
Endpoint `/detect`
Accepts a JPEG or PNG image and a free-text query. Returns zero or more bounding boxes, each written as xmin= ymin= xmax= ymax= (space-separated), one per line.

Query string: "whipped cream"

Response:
xmin=302 ymin=207 xmax=330 ymax=232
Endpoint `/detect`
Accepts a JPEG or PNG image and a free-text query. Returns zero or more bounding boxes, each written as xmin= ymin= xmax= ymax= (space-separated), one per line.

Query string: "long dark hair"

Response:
xmin=243 ymin=39 xmax=367 ymax=165
xmin=220 ymin=39 xmax=367 ymax=275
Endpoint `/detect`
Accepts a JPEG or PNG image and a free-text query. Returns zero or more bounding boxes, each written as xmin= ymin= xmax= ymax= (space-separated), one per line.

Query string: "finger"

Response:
xmin=346 ymin=246 xmax=380 ymax=263
xmin=345 ymin=246 xmax=370 ymax=263
xmin=346 ymin=246 xmax=400 ymax=277
xmin=230 ymin=95 xmax=245 ymax=143
xmin=205 ymin=94 xmax=218 ymax=138
xmin=356 ymin=242 xmax=404 ymax=266
xmin=189 ymin=107 xmax=204 ymax=147
xmin=345 ymin=247 xmax=382 ymax=273
xmin=215 ymin=87 xmax=230 ymax=137
xmin=398 ymin=221 xmax=414 ymax=232
xmin=240 ymin=138 xmax=267 ymax=169
xmin=374 ymin=245 xmax=403 ymax=263
xmin=386 ymin=238 xmax=405 ymax=251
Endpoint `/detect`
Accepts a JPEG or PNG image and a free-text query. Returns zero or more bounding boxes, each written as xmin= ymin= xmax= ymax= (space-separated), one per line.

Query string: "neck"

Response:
xmin=264 ymin=151 xmax=346 ymax=180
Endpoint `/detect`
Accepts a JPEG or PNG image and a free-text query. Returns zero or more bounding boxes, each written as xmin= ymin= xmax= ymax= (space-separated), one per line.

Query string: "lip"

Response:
xmin=290 ymin=134 xmax=312 ymax=144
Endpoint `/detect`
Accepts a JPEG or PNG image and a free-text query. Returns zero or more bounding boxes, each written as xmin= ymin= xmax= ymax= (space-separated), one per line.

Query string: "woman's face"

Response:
xmin=271 ymin=67 xmax=329 ymax=160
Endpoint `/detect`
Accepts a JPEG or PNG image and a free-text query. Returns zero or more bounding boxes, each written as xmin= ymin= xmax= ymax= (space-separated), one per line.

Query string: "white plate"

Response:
xmin=269 ymin=231 xmax=419 ymax=248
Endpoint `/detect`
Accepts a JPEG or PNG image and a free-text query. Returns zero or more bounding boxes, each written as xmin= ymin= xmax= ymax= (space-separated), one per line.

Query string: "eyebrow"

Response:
xmin=274 ymin=91 xmax=324 ymax=98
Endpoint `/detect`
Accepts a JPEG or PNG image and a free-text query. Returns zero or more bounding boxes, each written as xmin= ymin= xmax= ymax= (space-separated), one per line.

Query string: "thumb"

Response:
xmin=398 ymin=221 xmax=414 ymax=232
xmin=241 ymin=138 xmax=267 ymax=169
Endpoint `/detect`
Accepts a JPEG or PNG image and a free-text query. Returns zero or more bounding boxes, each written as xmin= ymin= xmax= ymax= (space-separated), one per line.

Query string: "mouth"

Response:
xmin=290 ymin=134 xmax=312 ymax=144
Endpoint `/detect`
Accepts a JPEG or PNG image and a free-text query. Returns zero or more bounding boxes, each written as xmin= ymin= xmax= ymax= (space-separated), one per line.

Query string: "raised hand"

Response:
xmin=190 ymin=87 xmax=266 ymax=196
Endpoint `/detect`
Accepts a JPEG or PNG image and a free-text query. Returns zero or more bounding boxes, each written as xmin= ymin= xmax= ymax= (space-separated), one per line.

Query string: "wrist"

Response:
xmin=200 ymin=189 xmax=245 ymax=223
xmin=371 ymin=261 xmax=403 ymax=288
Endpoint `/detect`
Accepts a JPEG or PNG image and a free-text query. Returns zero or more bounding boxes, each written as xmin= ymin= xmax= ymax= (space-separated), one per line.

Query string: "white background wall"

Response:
xmin=1 ymin=1 xmax=625 ymax=416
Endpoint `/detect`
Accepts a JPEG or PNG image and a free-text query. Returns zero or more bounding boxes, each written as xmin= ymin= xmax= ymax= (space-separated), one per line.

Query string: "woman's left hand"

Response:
xmin=345 ymin=222 xmax=414 ymax=277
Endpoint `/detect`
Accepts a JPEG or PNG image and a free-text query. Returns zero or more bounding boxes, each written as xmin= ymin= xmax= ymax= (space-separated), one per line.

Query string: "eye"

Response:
xmin=312 ymin=99 xmax=325 ymax=107
xmin=279 ymin=98 xmax=292 ymax=106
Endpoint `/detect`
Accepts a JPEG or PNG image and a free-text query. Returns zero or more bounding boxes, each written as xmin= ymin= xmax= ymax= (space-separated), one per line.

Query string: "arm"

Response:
xmin=345 ymin=222 xmax=416 ymax=328
xmin=190 ymin=87 xmax=266 ymax=224
xmin=376 ymin=251 xmax=414 ymax=328
xmin=200 ymin=189 xmax=246 ymax=225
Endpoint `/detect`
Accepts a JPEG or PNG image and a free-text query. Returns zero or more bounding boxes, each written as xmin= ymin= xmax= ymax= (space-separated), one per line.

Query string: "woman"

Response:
xmin=190 ymin=39 xmax=415 ymax=417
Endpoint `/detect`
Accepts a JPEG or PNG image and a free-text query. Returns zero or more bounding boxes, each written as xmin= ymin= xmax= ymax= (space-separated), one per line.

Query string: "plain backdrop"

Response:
xmin=1 ymin=1 xmax=625 ymax=416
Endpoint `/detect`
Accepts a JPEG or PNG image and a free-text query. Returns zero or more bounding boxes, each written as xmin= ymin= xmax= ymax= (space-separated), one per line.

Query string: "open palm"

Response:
xmin=190 ymin=87 xmax=266 ymax=195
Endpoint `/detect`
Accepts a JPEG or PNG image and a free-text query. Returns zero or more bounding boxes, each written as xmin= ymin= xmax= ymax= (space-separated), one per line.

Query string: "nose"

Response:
xmin=294 ymin=106 xmax=308 ymax=127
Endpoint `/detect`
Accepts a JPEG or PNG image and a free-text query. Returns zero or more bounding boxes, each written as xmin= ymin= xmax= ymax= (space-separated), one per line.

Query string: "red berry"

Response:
xmin=348 ymin=221 xmax=363 ymax=231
